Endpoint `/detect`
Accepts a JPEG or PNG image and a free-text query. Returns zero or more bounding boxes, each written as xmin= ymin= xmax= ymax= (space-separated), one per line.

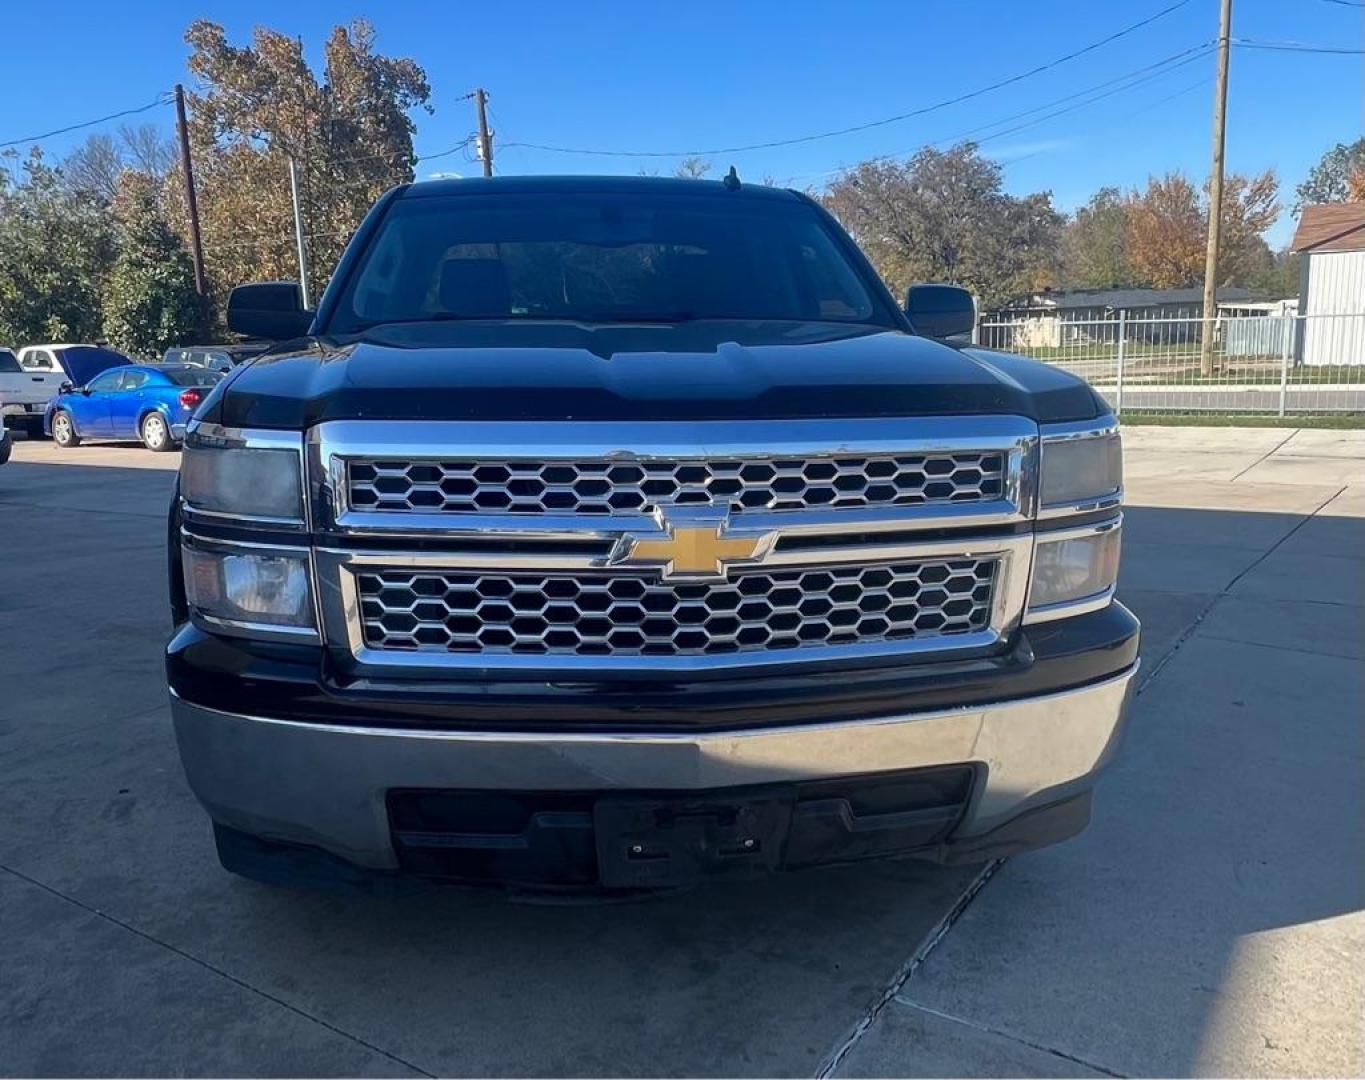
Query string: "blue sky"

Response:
xmin=3 ymin=0 xmax=1361 ymax=246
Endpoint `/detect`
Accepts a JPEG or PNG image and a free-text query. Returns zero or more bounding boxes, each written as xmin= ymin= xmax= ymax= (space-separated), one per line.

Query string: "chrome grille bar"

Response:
xmin=356 ymin=558 xmax=999 ymax=657
xmin=347 ymin=451 xmax=1007 ymax=517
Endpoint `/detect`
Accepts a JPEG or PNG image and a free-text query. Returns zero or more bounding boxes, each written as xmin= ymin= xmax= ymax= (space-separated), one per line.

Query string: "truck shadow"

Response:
xmin=1 ymin=453 xmax=1359 ymax=1076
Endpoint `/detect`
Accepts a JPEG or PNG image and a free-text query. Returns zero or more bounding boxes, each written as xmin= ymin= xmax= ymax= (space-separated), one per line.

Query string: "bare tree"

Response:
xmin=120 ymin=123 xmax=176 ymax=177
xmin=62 ymin=125 xmax=177 ymax=204
xmin=63 ymin=133 xmax=124 ymax=202
xmin=674 ymin=157 xmax=711 ymax=179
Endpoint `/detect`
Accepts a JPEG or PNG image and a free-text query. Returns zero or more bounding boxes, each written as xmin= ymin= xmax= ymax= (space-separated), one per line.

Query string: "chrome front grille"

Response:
xmin=346 ymin=451 xmax=1008 ymax=516
xmin=355 ymin=558 xmax=999 ymax=658
xmin=316 ymin=417 xmax=1036 ymax=671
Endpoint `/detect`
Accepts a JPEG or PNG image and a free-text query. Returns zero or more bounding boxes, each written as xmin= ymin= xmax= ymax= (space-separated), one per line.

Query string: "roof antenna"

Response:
xmin=722 ymin=165 xmax=741 ymax=191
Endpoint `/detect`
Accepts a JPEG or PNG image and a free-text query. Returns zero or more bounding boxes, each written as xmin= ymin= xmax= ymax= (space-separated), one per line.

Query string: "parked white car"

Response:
xmin=3 ymin=344 xmax=132 ymax=437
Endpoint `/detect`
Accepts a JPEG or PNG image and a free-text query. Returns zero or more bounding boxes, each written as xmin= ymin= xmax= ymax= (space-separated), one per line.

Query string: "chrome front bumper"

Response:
xmin=171 ymin=663 xmax=1138 ymax=871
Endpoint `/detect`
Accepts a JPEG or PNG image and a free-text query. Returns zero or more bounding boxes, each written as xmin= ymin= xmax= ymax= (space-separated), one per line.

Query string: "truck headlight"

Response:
xmin=1040 ymin=428 xmax=1122 ymax=510
xmin=181 ymin=428 xmax=304 ymax=522
xmin=183 ymin=546 xmax=315 ymax=630
xmin=1027 ymin=522 xmax=1121 ymax=618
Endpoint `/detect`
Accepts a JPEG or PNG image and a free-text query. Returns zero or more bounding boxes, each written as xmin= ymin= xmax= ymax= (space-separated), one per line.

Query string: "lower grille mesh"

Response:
xmin=356 ymin=558 xmax=998 ymax=658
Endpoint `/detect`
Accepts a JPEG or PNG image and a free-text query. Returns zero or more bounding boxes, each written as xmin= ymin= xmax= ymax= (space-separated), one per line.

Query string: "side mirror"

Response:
xmin=58 ymin=381 xmax=74 ymax=395
xmin=227 ymin=282 xmax=313 ymax=340
xmin=906 ymin=284 xmax=976 ymax=340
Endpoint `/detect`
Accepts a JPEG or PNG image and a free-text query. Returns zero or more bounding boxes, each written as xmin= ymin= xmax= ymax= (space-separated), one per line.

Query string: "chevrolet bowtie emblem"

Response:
xmin=614 ymin=510 xmax=772 ymax=581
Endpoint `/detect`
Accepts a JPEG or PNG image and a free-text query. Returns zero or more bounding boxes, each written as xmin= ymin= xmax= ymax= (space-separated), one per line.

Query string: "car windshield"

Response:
xmin=329 ymin=190 xmax=887 ymax=333
xmin=162 ymin=367 xmax=223 ymax=386
xmin=0 ymin=350 xmax=20 ymax=373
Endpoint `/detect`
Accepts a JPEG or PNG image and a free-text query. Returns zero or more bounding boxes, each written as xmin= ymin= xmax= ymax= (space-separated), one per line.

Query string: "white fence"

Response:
xmin=976 ymin=312 xmax=1365 ymax=418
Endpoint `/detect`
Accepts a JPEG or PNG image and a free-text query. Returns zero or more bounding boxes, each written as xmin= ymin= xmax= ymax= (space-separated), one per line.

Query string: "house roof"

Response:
xmin=1292 ymin=203 xmax=1365 ymax=254
xmin=1001 ymin=286 xmax=1254 ymax=311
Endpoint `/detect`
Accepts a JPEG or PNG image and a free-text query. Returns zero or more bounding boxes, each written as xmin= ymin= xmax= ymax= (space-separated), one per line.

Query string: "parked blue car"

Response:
xmin=45 ymin=363 xmax=223 ymax=452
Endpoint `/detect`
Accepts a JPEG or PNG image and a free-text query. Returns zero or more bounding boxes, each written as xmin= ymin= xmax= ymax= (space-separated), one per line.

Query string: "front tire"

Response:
xmin=52 ymin=410 xmax=80 ymax=448
xmin=141 ymin=412 xmax=172 ymax=452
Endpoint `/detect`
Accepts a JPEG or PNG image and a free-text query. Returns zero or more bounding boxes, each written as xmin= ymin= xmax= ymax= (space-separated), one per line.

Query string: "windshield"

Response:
xmin=0 ymin=350 xmax=19 ymax=373
xmin=329 ymin=191 xmax=886 ymax=333
xmin=162 ymin=367 xmax=223 ymax=386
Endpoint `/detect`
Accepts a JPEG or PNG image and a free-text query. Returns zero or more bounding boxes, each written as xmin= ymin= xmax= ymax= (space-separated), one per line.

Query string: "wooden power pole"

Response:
xmin=174 ymin=84 xmax=208 ymax=302
xmin=475 ymin=88 xmax=494 ymax=177
xmin=1200 ymin=0 xmax=1233 ymax=376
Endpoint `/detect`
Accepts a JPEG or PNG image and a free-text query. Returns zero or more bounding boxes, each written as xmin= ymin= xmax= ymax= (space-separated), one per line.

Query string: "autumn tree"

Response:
xmin=170 ymin=19 xmax=431 ymax=313
xmin=1125 ymin=169 xmax=1279 ymax=289
xmin=823 ymin=143 xmax=1063 ymax=309
xmin=0 ymin=149 xmax=115 ymax=343
xmin=1295 ymin=138 xmax=1365 ymax=211
xmin=102 ymin=174 xmax=203 ymax=358
xmin=1124 ymin=173 xmax=1205 ymax=288
xmin=1063 ymin=187 xmax=1135 ymax=289
xmin=1215 ymin=170 xmax=1281 ymax=285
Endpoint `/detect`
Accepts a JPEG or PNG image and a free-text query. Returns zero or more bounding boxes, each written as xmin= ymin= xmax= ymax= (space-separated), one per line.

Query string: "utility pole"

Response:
xmin=1200 ymin=0 xmax=1233 ymax=377
xmin=288 ymin=157 xmax=312 ymax=309
xmin=173 ymin=84 xmax=207 ymax=303
xmin=474 ymin=88 xmax=494 ymax=177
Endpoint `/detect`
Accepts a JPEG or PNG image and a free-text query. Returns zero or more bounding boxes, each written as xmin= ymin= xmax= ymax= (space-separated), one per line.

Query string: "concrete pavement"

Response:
xmin=0 ymin=426 xmax=1360 ymax=1076
xmin=829 ymin=425 xmax=1365 ymax=1078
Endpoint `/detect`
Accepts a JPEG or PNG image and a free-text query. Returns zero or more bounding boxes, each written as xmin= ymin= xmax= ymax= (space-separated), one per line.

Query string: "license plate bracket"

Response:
xmin=594 ymin=791 xmax=794 ymax=888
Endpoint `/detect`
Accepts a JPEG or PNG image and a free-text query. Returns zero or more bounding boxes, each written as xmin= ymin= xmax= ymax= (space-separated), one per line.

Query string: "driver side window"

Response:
xmin=87 ymin=370 xmax=125 ymax=393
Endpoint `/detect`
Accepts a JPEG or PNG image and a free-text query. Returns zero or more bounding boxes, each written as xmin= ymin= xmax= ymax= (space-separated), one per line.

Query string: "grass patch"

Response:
xmin=1119 ymin=411 xmax=1365 ymax=430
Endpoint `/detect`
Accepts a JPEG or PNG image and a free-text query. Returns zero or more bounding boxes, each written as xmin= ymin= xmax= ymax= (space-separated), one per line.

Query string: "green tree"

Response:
xmin=101 ymin=174 xmax=203 ymax=358
xmin=0 ymin=148 xmax=114 ymax=343
xmin=1063 ymin=187 xmax=1134 ymax=288
xmin=1247 ymin=248 xmax=1301 ymax=299
xmin=169 ymin=19 xmax=431 ymax=312
xmin=1295 ymin=138 xmax=1365 ymax=211
xmin=823 ymin=143 xmax=1063 ymax=309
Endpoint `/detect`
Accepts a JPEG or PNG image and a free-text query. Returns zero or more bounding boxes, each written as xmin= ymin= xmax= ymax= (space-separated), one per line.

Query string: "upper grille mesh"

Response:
xmin=346 ymin=452 xmax=1007 ymax=516
xmin=356 ymin=557 xmax=998 ymax=658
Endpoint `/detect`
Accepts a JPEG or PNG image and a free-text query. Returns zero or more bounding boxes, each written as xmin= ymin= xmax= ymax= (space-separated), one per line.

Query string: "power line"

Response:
xmin=782 ymin=42 xmax=1214 ymax=184
xmin=993 ymin=77 xmax=1213 ymax=167
xmin=502 ymin=0 xmax=1194 ymax=159
xmin=1232 ymin=38 xmax=1365 ymax=54
xmin=1315 ymin=0 xmax=1363 ymax=8
xmin=0 ymin=93 xmax=172 ymax=150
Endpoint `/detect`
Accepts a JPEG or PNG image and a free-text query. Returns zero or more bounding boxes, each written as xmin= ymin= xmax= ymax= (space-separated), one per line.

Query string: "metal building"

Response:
xmin=1292 ymin=204 xmax=1365 ymax=367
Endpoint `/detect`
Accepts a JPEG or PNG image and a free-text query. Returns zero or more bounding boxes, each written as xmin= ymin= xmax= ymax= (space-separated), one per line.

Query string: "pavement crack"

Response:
xmin=813 ymin=858 xmax=1004 ymax=1079
xmin=889 ymin=1000 xmax=1127 ymax=1078
xmin=1230 ymin=429 xmax=1300 ymax=482
xmin=0 ymin=863 xmax=435 ymax=1078
xmin=1137 ymin=483 xmax=1348 ymax=695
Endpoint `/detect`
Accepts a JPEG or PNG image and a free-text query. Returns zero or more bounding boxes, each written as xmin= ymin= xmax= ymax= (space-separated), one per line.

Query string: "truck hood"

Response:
xmin=205 ymin=320 xmax=1106 ymax=429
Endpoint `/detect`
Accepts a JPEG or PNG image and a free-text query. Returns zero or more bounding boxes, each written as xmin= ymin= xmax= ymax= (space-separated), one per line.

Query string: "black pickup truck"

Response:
xmin=167 ymin=175 xmax=1137 ymax=891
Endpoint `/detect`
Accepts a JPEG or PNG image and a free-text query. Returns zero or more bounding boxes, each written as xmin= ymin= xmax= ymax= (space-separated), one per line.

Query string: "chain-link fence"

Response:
xmin=977 ymin=312 xmax=1365 ymax=420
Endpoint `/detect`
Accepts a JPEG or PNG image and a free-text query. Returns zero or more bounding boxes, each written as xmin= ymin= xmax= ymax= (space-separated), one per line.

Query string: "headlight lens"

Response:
xmin=184 ymin=547 xmax=314 ymax=628
xmin=181 ymin=442 xmax=303 ymax=521
xmin=1029 ymin=525 xmax=1122 ymax=612
xmin=1040 ymin=431 xmax=1122 ymax=508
